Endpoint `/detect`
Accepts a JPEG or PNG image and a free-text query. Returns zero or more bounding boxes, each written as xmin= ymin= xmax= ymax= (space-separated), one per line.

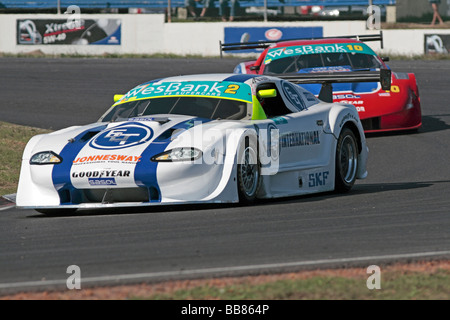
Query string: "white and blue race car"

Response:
xmin=16 ymin=73 xmax=387 ymax=214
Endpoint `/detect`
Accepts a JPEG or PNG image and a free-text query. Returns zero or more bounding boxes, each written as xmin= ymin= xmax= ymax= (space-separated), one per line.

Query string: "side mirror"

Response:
xmin=381 ymin=56 xmax=390 ymax=62
xmin=380 ymin=69 xmax=392 ymax=91
xmin=250 ymin=65 xmax=260 ymax=71
xmin=257 ymin=89 xmax=277 ymax=98
xmin=114 ymin=94 xmax=124 ymax=102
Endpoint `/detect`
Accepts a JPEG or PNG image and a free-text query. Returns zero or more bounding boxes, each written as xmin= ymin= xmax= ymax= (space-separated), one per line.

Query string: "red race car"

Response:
xmin=221 ymin=33 xmax=422 ymax=133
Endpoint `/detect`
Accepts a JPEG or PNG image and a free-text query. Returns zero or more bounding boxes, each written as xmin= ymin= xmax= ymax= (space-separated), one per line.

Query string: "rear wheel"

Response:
xmin=335 ymin=127 xmax=358 ymax=193
xmin=237 ymin=136 xmax=260 ymax=203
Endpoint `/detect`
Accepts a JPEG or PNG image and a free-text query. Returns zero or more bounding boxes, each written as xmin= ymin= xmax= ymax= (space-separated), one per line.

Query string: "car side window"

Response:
xmin=256 ymin=83 xmax=293 ymax=118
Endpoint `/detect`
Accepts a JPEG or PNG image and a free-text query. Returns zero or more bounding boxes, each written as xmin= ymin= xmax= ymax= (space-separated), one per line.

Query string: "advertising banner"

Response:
xmin=425 ymin=34 xmax=450 ymax=54
xmin=17 ymin=18 xmax=121 ymax=45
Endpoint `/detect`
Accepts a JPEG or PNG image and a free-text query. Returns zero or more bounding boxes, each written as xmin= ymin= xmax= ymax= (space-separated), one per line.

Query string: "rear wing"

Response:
xmin=220 ymin=31 xmax=383 ymax=57
xmin=277 ymin=69 xmax=391 ymax=103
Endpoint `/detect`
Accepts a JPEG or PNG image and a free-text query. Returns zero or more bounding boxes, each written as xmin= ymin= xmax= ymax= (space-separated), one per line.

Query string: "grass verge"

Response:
xmin=1 ymin=260 xmax=449 ymax=300
xmin=0 ymin=122 xmax=50 ymax=195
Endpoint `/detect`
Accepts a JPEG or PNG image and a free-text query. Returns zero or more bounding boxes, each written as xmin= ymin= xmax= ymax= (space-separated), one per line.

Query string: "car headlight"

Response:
xmin=30 ymin=151 xmax=62 ymax=165
xmin=151 ymin=148 xmax=202 ymax=162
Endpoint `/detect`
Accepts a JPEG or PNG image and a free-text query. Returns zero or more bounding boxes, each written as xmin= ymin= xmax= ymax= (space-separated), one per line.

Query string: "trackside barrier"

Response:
xmin=0 ymin=1 xmax=396 ymax=9
xmin=2 ymin=14 xmax=450 ymax=56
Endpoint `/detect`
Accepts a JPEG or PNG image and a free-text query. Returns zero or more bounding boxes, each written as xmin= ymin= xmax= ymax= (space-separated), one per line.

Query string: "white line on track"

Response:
xmin=1 ymin=250 xmax=450 ymax=291
xmin=0 ymin=206 xmax=15 ymax=212
xmin=0 ymin=195 xmax=15 ymax=212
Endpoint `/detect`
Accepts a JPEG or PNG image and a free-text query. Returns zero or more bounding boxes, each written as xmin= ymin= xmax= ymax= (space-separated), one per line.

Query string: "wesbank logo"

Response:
xmin=121 ymin=81 xmax=253 ymax=103
xmin=265 ymin=43 xmax=375 ymax=63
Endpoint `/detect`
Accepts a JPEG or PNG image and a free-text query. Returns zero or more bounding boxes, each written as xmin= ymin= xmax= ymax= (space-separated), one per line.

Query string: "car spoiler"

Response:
xmin=277 ymin=69 xmax=391 ymax=103
xmin=220 ymin=31 xmax=383 ymax=57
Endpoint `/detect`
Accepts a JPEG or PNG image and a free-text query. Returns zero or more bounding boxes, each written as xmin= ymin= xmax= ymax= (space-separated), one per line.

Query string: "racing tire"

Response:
xmin=335 ymin=127 xmax=358 ymax=193
xmin=237 ymin=136 xmax=261 ymax=203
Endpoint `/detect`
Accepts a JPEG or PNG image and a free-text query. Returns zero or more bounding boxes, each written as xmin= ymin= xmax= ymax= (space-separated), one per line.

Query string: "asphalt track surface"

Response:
xmin=0 ymin=58 xmax=449 ymax=294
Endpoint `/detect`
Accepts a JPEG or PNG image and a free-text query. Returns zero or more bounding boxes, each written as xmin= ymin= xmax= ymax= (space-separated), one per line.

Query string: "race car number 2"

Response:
xmin=224 ymin=84 xmax=240 ymax=94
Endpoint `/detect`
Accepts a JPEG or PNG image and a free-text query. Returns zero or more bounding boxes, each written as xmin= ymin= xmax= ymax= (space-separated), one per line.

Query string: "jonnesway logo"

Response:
xmin=89 ymin=122 xmax=153 ymax=150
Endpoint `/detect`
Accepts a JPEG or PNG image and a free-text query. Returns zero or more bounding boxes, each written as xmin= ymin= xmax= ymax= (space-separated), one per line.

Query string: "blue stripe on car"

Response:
xmin=52 ymin=125 xmax=108 ymax=204
xmin=224 ymin=74 xmax=258 ymax=83
xmin=133 ymin=118 xmax=211 ymax=203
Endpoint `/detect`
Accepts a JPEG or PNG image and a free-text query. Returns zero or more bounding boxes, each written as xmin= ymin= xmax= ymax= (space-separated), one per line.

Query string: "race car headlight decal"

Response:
xmin=151 ymin=148 xmax=202 ymax=162
xmin=30 ymin=151 xmax=62 ymax=165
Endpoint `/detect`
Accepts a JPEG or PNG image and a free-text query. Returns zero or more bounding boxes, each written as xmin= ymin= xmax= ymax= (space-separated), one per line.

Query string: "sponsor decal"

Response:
xmin=308 ymin=66 xmax=352 ymax=73
xmin=89 ymin=122 xmax=153 ymax=150
xmin=303 ymin=91 xmax=318 ymax=102
xmin=88 ymin=178 xmax=117 ymax=186
xmin=334 ymin=94 xmax=362 ymax=100
xmin=425 ymin=34 xmax=450 ymax=55
xmin=271 ymin=116 xmax=288 ymax=125
xmin=265 ymin=43 xmax=376 ymax=63
xmin=119 ymin=81 xmax=252 ymax=104
xmin=339 ymin=113 xmax=359 ymax=127
xmin=73 ymin=154 xmax=141 ymax=164
xmin=282 ymin=81 xmax=306 ymax=111
xmin=265 ymin=28 xmax=283 ymax=41
xmin=336 ymin=99 xmax=365 ymax=111
xmin=72 ymin=170 xmax=131 ymax=179
xmin=17 ymin=18 xmax=121 ymax=45
xmin=388 ymin=85 xmax=400 ymax=93
xmin=280 ymin=131 xmax=320 ymax=148
xmin=309 ymin=171 xmax=329 ymax=187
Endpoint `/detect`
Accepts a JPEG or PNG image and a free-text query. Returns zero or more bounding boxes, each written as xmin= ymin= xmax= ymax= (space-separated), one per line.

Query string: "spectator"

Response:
xmin=429 ymin=0 xmax=444 ymax=25
xmin=219 ymin=0 xmax=238 ymax=22
xmin=185 ymin=0 xmax=198 ymax=18
xmin=199 ymin=0 xmax=215 ymax=18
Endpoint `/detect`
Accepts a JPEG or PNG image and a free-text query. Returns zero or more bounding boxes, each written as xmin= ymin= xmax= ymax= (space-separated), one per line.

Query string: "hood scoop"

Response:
xmin=127 ymin=116 xmax=171 ymax=125
xmin=78 ymin=130 xmax=102 ymax=143
xmin=68 ymin=125 xmax=108 ymax=144
xmin=150 ymin=116 xmax=171 ymax=125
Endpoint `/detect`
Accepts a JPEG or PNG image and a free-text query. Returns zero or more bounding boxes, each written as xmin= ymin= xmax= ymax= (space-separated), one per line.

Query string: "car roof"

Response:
xmin=141 ymin=73 xmax=260 ymax=86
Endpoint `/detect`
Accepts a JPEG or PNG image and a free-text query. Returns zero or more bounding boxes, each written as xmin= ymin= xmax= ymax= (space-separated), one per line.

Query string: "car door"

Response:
xmin=273 ymin=80 xmax=332 ymax=171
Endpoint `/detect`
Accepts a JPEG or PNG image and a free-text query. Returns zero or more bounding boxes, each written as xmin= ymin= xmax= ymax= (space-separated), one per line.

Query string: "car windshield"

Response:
xmin=100 ymin=97 xmax=251 ymax=122
xmin=263 ymin=52 xmax=382 ymax=74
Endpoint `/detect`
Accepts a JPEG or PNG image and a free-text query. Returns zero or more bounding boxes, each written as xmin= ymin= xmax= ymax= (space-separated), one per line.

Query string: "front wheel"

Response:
xmin=237 ymin=136 xmax=261 ymax=203
xmin=335 ymin=128 xmax=358 ymax=193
